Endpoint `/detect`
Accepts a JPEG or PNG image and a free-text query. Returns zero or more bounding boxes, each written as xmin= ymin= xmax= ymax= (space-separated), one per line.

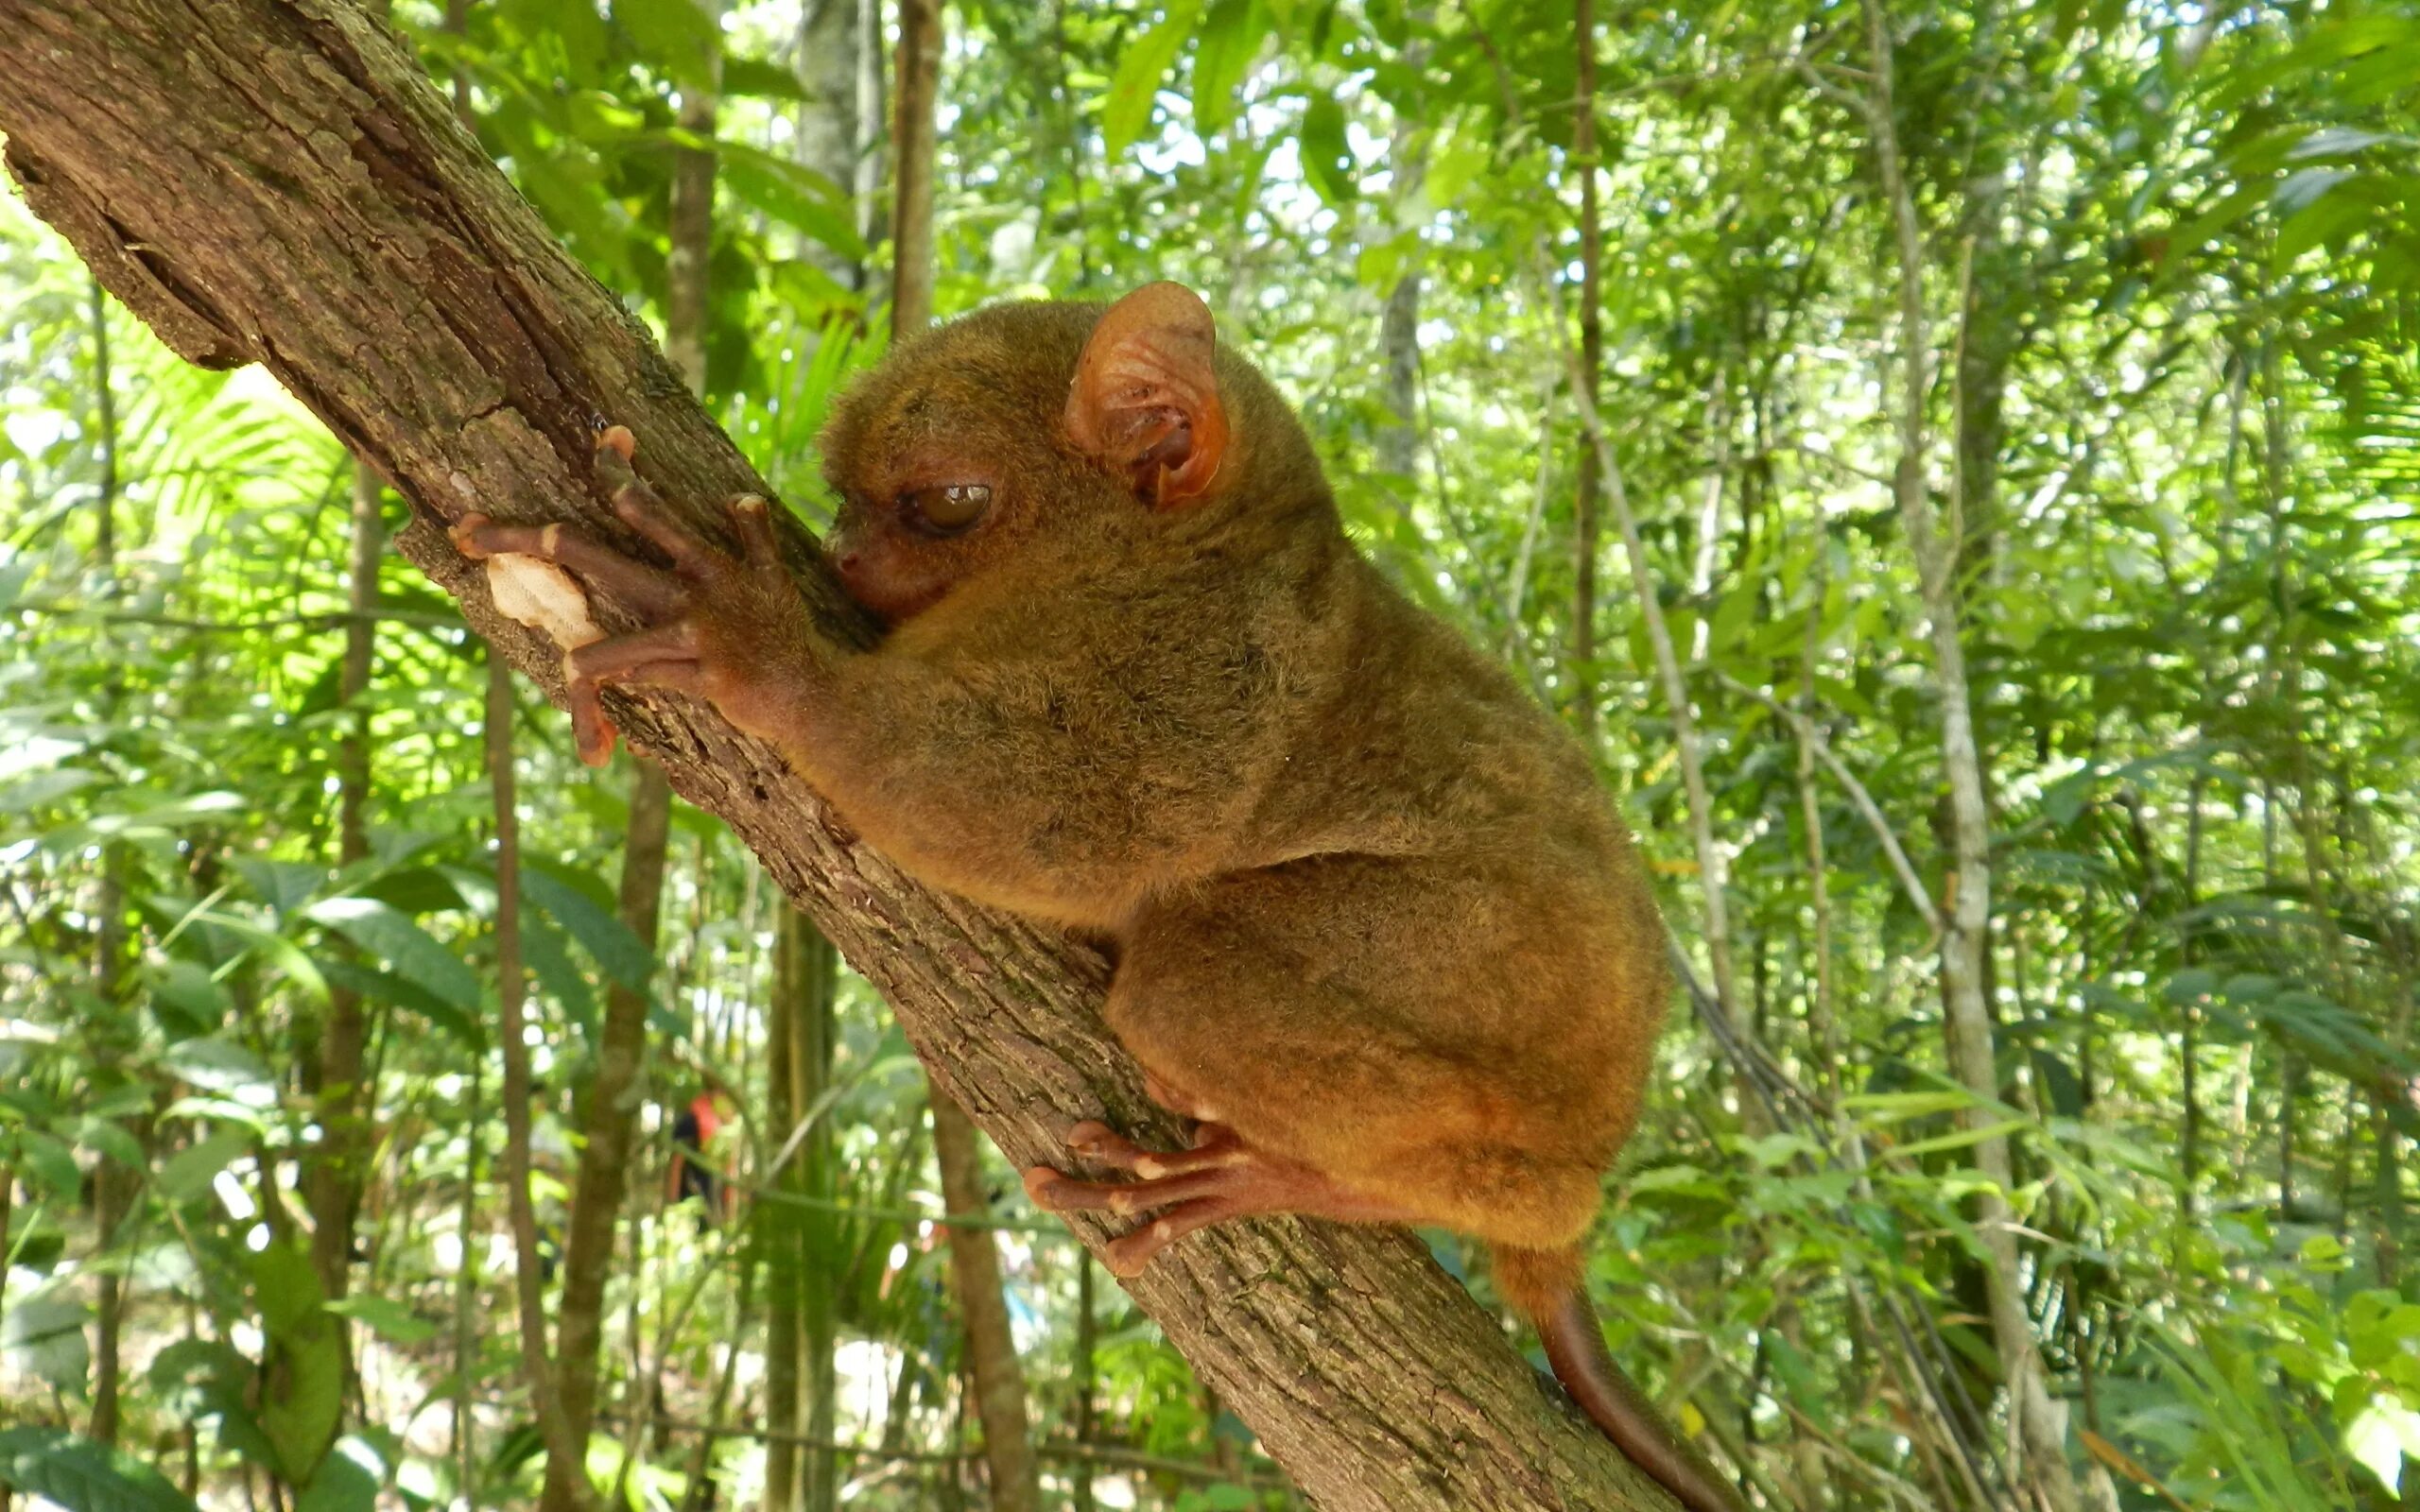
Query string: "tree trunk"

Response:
xmin=889 ymin=0 xmax=941 ymax=330
xmin=0 ymin=7 xmax=1678 ymax=1505
xmin=795 ymin=0 xmax=861 ymax=288
xmin=84 ymin=266 xmax=147 ymax=1454
xmin=763 ymin=906 xmax=838 ymax=1512
xmin=930 ymin=1092 xmax=1042 ymax=1512
xmin=1858 ymin=4 xmax=2076 ymax=1508
xmin=489 ymin=647 xmax=588 ymax=1493
xmin=542 ymin=761 xmax=669 ymax=1512
xmin=454 ymin=1057 xmax=484 ymax=1511
xmin=304 ymin=460 xmax=380 ymax=1308
xmin=1566 ymin=0 xmax=1603 ymax=747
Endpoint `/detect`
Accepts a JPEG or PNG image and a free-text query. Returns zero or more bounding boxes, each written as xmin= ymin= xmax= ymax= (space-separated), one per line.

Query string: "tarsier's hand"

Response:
xmin=452 ymin=425 xmax=818 ymax=766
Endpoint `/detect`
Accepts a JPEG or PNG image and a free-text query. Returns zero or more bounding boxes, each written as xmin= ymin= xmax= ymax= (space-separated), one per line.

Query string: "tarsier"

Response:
xmin=456 ymin=284 xmax=1743 ymax=1512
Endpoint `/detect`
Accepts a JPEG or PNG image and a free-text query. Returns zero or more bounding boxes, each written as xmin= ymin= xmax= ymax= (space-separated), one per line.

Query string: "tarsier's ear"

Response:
xmin=1064 ymin=282 xmax=1231 ymax=508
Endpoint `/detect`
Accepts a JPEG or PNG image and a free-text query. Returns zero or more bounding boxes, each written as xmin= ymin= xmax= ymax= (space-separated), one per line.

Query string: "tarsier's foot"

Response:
xmin=451 ymin=426 xmax=810 ymax=765
xmin=1023 ymin=1121 xmax=1417 ymax=1278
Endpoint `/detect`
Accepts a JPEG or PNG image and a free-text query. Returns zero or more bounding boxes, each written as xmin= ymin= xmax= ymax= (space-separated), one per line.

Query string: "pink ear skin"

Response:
xmin=1063 ymin=282 xmax=1232 ymax=507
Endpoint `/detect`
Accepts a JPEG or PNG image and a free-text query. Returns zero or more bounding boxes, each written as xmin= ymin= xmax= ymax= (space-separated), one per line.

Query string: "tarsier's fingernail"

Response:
xmin=451 ymin=511 xmax=493 ymax=558
xmin=735 ymin=494 xmax=767 ymax=514
xmin=598 ymin=424 xmax=637 ymax=462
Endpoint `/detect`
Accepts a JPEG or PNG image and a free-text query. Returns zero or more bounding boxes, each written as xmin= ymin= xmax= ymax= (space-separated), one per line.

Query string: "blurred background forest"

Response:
xmin=1 ymin=0 xmax=2416 ymax=1509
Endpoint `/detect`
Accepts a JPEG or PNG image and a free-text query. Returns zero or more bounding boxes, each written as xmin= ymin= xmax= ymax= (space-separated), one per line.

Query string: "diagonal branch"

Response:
xmin=0 ymin=2 xmax=1672 ymax=1507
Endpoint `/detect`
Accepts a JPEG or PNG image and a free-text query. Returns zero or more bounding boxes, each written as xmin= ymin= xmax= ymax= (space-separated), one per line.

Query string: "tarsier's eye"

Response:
xmin=901 ymin=483 xmax=993 ymax=535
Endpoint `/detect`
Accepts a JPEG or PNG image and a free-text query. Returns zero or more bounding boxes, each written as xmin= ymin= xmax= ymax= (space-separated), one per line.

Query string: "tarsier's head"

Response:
xmin=817 ymin=282 xmax=1328 ymax=622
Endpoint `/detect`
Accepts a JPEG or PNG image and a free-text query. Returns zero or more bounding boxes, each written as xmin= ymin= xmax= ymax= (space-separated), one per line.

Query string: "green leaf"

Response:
xmin=719 ymin=143 xmax=867 ymax=261
xmin=1104 ymin=0 xmax=1203 ymax=160
xmin=295 ymin=1441 xmax=382 ymax=1512
xmin=522 ymin=911 xmax=597 ymax=1035
xmin=614 ymin=0 xmax=719 ymax=91
xmin=249 ymin=1240 xmax=344 ymax=1484
xmin=14 ymin=1128 xmax=79 ymax=1194
xmin=721 ymin=54 xmax=807 ymax=100
xmin=3 ymin=1286 xmax=91 ymax=1393
xmin=319 ymin=958 xmax=479 ymax=1048
xmin=303 ymin=898 xmax=480 ymax=1014
xmin=1882 ymin=1119 xmax=2031 ymax=1161
xmin=1300 ymin=93 xmax=1357 ymax=206
xmin=73 ymin=1116 xmax=146 ymax=1172
xmin=2348 ymin=1396 xmax=2420 ymax=1496
xmin=157 ymin=1125 xmax=254 ymax=1206
xmin=0 ymin=1427 xmax=203 ymax=1512
xmin=1192 ymin=0 xmax=1265 ymax=136
xmin=163 ymin=1037 xmax=276 ymax=1097
xmin=522 ymin=861 xmax=656 ymax=993
xmin=323 ymin=1297 xmax=437 ymax=1346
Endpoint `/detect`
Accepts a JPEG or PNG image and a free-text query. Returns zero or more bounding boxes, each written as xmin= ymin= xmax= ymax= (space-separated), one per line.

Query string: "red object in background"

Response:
xmin=667 ymin=1090 xmax=734 ymax=1222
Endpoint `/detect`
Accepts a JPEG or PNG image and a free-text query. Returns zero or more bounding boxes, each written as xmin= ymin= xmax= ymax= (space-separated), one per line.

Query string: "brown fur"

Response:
xmin=485 ymin=284 xmax=1740 ymax=1511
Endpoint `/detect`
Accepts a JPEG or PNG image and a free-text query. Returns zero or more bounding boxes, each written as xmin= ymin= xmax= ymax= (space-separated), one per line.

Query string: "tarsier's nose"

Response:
xmin=838 ymin=551 xmax=863 ymax=574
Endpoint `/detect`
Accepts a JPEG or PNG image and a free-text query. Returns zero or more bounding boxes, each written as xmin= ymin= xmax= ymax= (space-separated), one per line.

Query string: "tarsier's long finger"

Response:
xmin=591 ymin=437 xmax=717 ymax=571
xmin=1020 ymin=1161 xmax=1234 ymax=1219
xmin=1102 ymin=1194 xmax=1240 ymax=1278
xmin=569 ymin=659 xmax=709 ymax=765
xmin=730 ymin=494 xmax=784 ymax=574
xmin=1064 ymin=1120 xmax=1242 ymax=1178
xmin=563 ymin=624 xmax=704 ymax=765
xmin=453 ymin=514 xmax=684 ymax=617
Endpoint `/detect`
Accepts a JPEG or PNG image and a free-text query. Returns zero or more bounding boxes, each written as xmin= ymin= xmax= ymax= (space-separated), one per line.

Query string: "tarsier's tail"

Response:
xmin=1493 ymin=1244 xmax=1753 ymax=1512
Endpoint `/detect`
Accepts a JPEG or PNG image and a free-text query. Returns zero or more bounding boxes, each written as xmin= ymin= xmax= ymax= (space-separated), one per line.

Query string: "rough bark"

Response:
xmin=0 ymin=5 xmax=1671 ymax=1506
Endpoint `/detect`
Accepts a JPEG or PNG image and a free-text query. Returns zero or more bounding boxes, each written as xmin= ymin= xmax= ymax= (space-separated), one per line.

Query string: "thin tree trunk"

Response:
xmin=930 ymin=1092 xmax=1042 ymax=1512
xmin=889 ymin=0 xmax=940 ymax=331
xmin=1374 ymin=9 xmax=1431 ymax=490
xmin=1857 ymin=5 xmax=2076 ymax=1507
xmin=1073 ymin=1252 xmax=1097 ymax=1512
xmin=1566 ymin=0 xmax=1602 ymax=746
xmin=455 ymin=1057 xmax=484 ymax=1512
xmin=541 ymin=763 xmax=668 ymax=1512
xmin=489 ymin=650 xmax=586 ymax=1488
xmin=2180 ymin=771 xmax=2206 ymax=1220
xmin=86 ymin=267 xmax=130 ymax=1452
xmin=855 ymin=0 xmax=886 ymax=267
xmin=763 ymin=906 xmax=838 ymax=1512
xmin=304 ymin=459 xmax=381 ymax=1306
xmin=764 ymin=944 xmax=804 ymax=1512
xmin=666 ymin=0 xmax=721 ymax=389
xmin=0 ymin=10 xmax=1688 ymax=1503
xmin=801 ymin=922 xmax=839 ymax=1512
xmin=795 ymin=0 xmax=860 ymax=286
